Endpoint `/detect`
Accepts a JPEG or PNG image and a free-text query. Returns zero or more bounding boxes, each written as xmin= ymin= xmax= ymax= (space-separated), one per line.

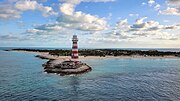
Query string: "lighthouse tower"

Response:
xmin=71 ymin=35 xmax=79 ymax=62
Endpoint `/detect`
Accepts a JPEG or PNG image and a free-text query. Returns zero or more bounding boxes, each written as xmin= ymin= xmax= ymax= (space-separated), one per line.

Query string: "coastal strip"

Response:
xmin=7 ymin=48 xmax=180 ymax=59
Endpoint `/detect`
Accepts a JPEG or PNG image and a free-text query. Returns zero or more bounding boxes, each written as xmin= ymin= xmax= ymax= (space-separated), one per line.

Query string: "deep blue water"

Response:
xmin=0 ymin=50 xmax=180 ymax=101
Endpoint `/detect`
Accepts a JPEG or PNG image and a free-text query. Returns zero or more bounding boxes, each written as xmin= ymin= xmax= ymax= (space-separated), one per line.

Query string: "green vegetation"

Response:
xmin=10 ymin=48 xmax=180 ymax=57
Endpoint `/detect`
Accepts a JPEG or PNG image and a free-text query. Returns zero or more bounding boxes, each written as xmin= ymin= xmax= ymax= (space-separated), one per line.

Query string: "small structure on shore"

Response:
xmin=43 ymin=35 xmax=92 ymax=76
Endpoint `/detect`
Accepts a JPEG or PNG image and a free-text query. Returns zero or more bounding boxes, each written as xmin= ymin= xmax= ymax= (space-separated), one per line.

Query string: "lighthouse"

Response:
xmin=71 ymin=35 xmax=79 ymax=62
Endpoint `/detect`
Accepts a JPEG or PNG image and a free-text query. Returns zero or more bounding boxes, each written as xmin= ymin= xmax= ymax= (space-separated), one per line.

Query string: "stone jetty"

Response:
xmin=43 ymin=59 xmax=92 ymax=76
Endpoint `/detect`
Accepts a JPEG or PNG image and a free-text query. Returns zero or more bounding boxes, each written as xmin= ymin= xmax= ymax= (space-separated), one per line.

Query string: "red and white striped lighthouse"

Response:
xmin=71 ymin=35 xmax=79 ymax=61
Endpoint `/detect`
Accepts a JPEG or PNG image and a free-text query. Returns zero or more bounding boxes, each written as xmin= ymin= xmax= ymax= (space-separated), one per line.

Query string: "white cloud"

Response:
xmin=0 ymin=4 xmax=21 ymax=20
xmin=59 ymin=0 xmax=115 ymax=3
xmin=56 ymin=11 xmax=107 ymax=31
xmin=15 ymin=0 xmax=37 ymax=10
xmin=116 ymin=19 xmax=130 ymax=31
xmin=15 ymin=0 xmax=58 ymax=17
xmin=14 ymin=0 xmax=113 ymax=38
xmin=59 ymin=0 xmax=115 ymax=13
xmin=130 ymin=17 xmax=180 ymax=32
xmin=135 ymin=17 xmax=148 ymax=24
xmin=159 ymin=0 xmax=180 ymax=16
xmin=145 ymin=0 xmax=161 ymax=11
xmin=107 ymin=17 xmax=180 ymax=41
xmin=0 ymin=0 xmax=57 ymax=20
xmin=35 ymin=0 xmax=47 ymax=2
xmin=60 ymin=3 xmax=75 ymax=15
xmin=154 ymin=4 xmax=160 ymax=10
xmin=148 ymin=0 xmax=155 ymax=6
xmin=7 ymin=0 xmax=48 ymax=3
xmin=160 ymin=7 xmax=180 ymax=16
xmin=27 ymin=28 xmax=45 ymax=33
xmin=57 ymin=0 xmax=111 ymax=31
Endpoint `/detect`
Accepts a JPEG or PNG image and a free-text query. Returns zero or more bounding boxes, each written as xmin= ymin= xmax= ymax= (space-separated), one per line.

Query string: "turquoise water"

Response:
xmin=0 ymin=50 xmax=180 ymax=101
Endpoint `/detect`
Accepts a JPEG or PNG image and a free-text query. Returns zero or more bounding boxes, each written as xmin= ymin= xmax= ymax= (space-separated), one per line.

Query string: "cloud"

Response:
xmin=0 ymin=4 xmax=21 ymax=20
xmin=83 ymin=0 xmax=115 ymax=2
xmin=7 ymin=0 xmax=18 ymax=3
xmin=0 ymin=34 xmax=29 ymax=41
xmin=115 ymin=19 xmax=130 ymax=31
xmin=57 ymin=0 xmax=112 ymax=31
xmin=116 ymin=19 xmax=128 ymax=27
xmin=0 ymin=33 xmax=69 ymax=43
xmin=159 ymin=0 xmax=180 ymax=16
xmin=131 ymin=17 xmax=180 ymax=32
xmin=135 ymin=17 xmax=147 ymax=25
xmin=15 ymin=0 xmax=58 ymax=17
xmin=87 ymin=17 xmax=180 ymax=43
xmin=167 ymin=0 xmax=180 ymax=6
xmin=144 ymin=0 xmax=161 ymax=11
xmin=59 ymin=0 xmax=115 ymax=15
xmin=105 ymin=17 xmax=180 ymax=41
xmin=26 ymin=0 xmax=112 ymax=34
xmin=7 ymin=0 xmax=48 ymax=3
xmin=35 ymin=0 xmax=47 ymax=2
xmin=154 ymin=4 xmax=160 ymax=10
xmin=28 ymin=23 xmax=66 ymax=34
xmin=56 ymin=12 xmax=107 ymax=31
xmin=59 ymin=0 xmax=114 ymax=15
xmin=148 ymin=0 xmax=155 ymax=6
xmin=25 ymin=22 xmax=76 ymax=36
xmin=15 ymin=0 xmax=38 ymax=11
xmin=160 ymin=7 xmax=180 ymax=15
xmin=59 ymin=0 xmax=115 ymax=3
xmin=60 ymin=3 xmax=75 ymax=15
xmin=153 ymin=32 xmax=180 ymax=40
xmin=0 ymin=0 xmax=57 ymax=20
xmin=127 ymin=17 xmax=179 ymax=32
xmin=35 ymin=24 xmax=64 ymax=32
xmin=130 ymin=17 xmax=162 ymax=31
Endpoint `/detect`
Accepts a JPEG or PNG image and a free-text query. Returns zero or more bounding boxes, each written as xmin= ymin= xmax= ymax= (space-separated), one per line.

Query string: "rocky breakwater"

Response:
xmin=36 ymin=54 xmax=92 ymax=76
xmin=43 ymin=60 xmax=92 ymax=76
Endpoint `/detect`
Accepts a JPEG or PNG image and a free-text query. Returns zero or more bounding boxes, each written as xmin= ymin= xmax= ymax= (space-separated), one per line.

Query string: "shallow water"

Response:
xmin=0 ymin=50 xmax=180 ymax=101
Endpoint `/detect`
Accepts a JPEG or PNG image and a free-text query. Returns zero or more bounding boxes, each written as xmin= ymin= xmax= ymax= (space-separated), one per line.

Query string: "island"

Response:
xmin=5 ymin=48 xmax=180 ymax=75
xmin=8 ymin=48 xmax=180 ymax=57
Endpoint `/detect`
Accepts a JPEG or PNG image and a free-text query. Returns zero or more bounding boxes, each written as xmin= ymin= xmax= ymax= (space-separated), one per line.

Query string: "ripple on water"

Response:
xmin=0 ymin=51 xmax=180 ymax=101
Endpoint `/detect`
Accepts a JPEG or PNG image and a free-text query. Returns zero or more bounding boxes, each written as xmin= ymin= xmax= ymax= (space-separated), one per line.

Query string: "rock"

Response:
xmin=35 ymin=55 xmax=50 ymax=60
xmin=42 ymin=59 xmax=92 ymax=76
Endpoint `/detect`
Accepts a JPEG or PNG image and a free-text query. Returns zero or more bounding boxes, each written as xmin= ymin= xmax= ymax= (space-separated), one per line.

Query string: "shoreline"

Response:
xmin=6 ymin=50 xmax=180 ymax=76
xmin=12 ymin=50 xmax=180 ymax=60
xmin=11 ymin=50 xmax=92 ymax=76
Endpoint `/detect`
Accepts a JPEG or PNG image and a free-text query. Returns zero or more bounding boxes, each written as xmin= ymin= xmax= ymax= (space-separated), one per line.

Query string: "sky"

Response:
xmin=0 ymin=0 xmax=180 ymax=48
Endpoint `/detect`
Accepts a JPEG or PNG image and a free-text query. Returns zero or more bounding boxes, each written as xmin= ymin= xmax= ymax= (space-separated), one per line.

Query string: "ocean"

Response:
xmin=0 ymin=48 xmax=180 ymax=101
